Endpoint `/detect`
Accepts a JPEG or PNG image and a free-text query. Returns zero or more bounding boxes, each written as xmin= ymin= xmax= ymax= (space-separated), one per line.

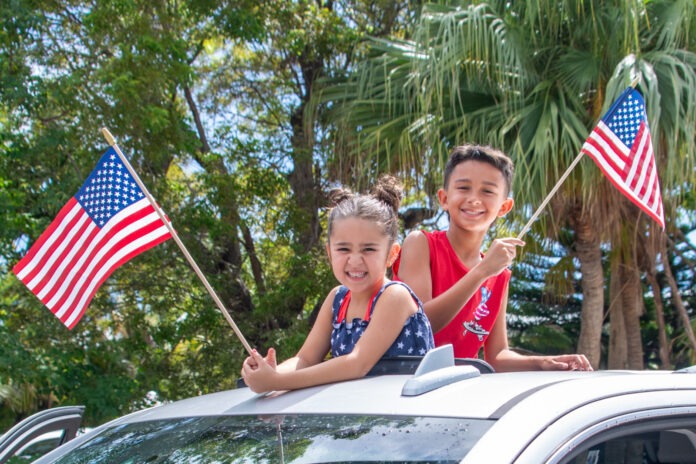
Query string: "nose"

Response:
xmin=466 ymin=194 xmax=482 ymax=205
xmin=347 ymin=252 xmax=363 ymax=265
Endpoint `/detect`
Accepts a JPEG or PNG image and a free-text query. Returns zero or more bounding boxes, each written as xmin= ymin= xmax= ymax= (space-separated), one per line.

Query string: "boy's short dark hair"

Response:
xmin=443 ymin=144 xmax=514 ymax=195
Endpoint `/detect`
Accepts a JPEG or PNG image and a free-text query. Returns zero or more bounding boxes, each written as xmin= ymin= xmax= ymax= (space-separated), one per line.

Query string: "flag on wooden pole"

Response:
xmin=12 ymin=147 xmax=172 ymax=329
xmin=580 ymin=87 xmax=665 ymax=228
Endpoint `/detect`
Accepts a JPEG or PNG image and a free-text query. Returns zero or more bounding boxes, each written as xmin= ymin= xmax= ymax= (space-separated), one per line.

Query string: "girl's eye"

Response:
xmin=337 ymin=247 xmax=350 ymax=252
xmin=363 ymin=247 xmax=376 ymax=253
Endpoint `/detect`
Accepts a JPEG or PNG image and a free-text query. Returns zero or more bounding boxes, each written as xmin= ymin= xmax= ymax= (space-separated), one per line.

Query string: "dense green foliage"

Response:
xmin=0 ymin=0 xmax=694 ymax=433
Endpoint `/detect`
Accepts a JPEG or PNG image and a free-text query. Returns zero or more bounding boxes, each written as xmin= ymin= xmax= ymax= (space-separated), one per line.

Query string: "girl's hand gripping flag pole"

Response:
xmin=517 ymin=81 xmax=665 ymax=239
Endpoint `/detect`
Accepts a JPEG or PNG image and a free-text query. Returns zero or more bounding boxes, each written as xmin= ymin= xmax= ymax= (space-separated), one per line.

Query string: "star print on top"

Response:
xmin=330 ymin=281 xmax=434 ymax=358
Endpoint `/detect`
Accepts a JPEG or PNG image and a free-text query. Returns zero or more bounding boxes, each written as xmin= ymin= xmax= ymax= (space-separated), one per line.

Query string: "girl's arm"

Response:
xmin=241 ymin=288 xmax=336 ymax=378
xmin=242 ymin=284 xmax=417 ymax=393
xmin=278 ymin=288 xmax=337 ymax=371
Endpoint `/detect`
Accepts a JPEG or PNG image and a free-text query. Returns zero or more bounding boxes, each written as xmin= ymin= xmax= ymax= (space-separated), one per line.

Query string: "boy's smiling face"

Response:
xmin=438 ymin=160 xmax=514 ymax=233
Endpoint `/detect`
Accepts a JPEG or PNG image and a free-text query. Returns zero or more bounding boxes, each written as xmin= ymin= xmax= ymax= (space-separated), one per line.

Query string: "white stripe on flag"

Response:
xmin=63 ymin=224 xmax=171 ymax=328
xmin=595 ymin=122 xmax=629 ymax=167
xmin=51 ymin=199 xmax=164 ymax=317
xmin=15 ymin=202 xmax=84 ymax=281
xmin=35 ymin=220 xmax=98 ymax=300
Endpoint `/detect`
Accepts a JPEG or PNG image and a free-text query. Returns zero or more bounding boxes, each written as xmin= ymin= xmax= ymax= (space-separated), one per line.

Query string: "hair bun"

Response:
xmin=371 ymin=174 xmax=403 ymax=214
xmin=327 ymin=187 xmax=354 ymax=208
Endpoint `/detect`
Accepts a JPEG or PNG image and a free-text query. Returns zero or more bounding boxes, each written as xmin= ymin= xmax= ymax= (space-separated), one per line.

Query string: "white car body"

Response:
xmin=33 ymin=346 xmax=696 ymax=463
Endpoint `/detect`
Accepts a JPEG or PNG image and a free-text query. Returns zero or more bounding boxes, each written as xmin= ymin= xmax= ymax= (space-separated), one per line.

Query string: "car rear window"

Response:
xmin=51 ymin=414 xmax=494 ymax=463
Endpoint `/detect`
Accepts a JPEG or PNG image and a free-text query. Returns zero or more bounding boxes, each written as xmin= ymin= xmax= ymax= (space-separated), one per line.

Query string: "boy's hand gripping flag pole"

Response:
xmin=517 ymin=82 xmax=665 ymax=239
xmin=100 ymin=128 xmax=253 ymax=355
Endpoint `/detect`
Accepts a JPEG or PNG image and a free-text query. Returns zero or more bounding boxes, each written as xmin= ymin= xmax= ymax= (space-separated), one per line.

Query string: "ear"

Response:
xmin=325 ymin=242 xmax=332 ymax=260
xmin=436 ymin=188 xmax=448 ymax=211
xmin=497 ymin=197 xmax=514 ymax=217
xmin=387 ymin=242 xmax=401 ymax=268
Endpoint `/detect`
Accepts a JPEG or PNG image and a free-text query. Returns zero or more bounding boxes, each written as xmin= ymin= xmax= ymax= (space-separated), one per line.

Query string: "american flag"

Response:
xmin=581 ymin=87 xmax=665 ymax=228
xmin=12 ymin=148 xmax=172 ymax=329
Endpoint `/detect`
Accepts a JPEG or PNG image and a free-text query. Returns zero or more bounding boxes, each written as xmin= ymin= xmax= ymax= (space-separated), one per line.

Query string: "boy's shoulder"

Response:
xmin=403 ymin=229 xmax=443 ymax=245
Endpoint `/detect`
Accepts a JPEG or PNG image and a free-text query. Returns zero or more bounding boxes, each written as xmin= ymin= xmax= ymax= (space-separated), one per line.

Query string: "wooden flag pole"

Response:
xmin=101 ymin=127 xmax=254 ymax=356
xmin=516 ymin=152 xmax=584 ymax=239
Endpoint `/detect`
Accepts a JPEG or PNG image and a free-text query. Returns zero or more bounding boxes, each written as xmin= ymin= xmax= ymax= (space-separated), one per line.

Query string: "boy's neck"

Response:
xmin=446 ymin=228 xmax=486 ymax=266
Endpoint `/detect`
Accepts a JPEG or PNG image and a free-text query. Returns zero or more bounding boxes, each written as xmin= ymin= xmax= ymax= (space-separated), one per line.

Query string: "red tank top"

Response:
xmin=394 ymin=230 xmax=510 ymax=358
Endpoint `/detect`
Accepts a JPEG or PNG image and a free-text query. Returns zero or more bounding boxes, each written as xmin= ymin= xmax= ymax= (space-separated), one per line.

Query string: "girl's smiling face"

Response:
xmin=326 ymin=217 xmax=397 ymax=296
xmin=439 ymin=160 xmax=514 ymax=233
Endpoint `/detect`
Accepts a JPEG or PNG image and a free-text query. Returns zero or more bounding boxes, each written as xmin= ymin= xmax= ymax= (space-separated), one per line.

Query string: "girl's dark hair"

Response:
xmin=327 ymin=174 xmax=403 ymax=245
xmin=444 ymin=144 xmax=514 ymax=195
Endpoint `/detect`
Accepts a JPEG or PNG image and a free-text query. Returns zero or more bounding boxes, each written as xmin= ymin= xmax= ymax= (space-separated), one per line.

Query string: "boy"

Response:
xmin=395 ymin=144 xmax=592 ymax=372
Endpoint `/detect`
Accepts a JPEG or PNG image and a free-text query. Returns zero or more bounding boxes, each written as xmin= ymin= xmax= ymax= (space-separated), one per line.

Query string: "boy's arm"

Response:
xmin=396 ymin=231 xmax=433 ymax=303
xmin=399 ymin=232 xmax=522 ymax=332
xmin=484 ymin=292 xmax=593 ymax=372
xmin=422 ymin=265 xmax=491 ymax=332
xmin=398 ymin=231 xmax=474 ymax=331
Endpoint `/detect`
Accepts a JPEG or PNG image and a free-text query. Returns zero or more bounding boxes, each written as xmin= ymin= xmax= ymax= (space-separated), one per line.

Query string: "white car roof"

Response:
xmin=109 ymin=366 xmax=694 ymax=423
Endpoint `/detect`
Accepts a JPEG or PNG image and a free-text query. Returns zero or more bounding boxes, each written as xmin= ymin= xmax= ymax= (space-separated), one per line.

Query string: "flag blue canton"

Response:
xmin=602 ymin=90 xmax=646 ymax=148
xmin=76 ymin=147 xmax=144 ymax=227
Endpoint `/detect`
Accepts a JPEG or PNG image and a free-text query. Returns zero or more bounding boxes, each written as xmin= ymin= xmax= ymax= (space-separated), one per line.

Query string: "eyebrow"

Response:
xmin=332 ymin=241 xmax=381 ymax=247
xmin=452 ymin=178 xmax=501 ymax=188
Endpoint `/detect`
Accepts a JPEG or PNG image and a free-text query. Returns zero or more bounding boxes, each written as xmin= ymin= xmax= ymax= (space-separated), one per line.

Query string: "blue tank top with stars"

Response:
xmin=330 ymin=281 xmax=435 ymax=358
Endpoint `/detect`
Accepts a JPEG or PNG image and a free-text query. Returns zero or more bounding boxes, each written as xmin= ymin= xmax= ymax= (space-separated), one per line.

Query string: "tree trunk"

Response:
xmin=268 ymin=52 xmax=326 ymax=333
xmin=608 ymin=258 xmax=628 ymax=369
xmin=241 ymin=221 xmax=266 ymax=296
xmin=573 ymin=215 xmax=605 ymax=369
xmin=183 ymin=87 xmax=253 ymax=314
xmin=662 ymin=236 xmax=696 ymax=361
xmin=646 ymin=270 xmax=672 ymax=368
xmin=288 ymin=104 xmax=322 ymax=253
xmin=622 ymin=261 xmax=644 ymax=369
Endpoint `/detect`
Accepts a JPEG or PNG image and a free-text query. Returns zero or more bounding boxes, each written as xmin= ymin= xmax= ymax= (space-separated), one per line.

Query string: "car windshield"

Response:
xmin=51 ymin=414 xmax=493 ymax=463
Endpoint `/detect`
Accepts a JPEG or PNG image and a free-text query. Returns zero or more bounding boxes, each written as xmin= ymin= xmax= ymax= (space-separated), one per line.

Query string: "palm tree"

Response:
xmin=325 ymin=0 xmax=696 ymax=368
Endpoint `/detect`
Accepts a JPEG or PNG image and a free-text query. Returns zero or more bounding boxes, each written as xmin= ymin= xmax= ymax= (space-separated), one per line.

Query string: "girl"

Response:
xmin=241 ymin=175 xmax=434 ymax=393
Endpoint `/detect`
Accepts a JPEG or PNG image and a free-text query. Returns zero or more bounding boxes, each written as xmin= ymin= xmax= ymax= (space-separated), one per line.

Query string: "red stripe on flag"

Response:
xmin=13 ymin=198 xmax=85 ymax=282
xmin=625 ymin=125 xmax=652 ymax=196
xmin=31 ymin=216 xmax=98 ymax=301
xmin=43 ymin=201 xmax=157 ymax=315
xmin=61 ymin=220 xmax=171 ymax=329
xmin=48 ymin=201 xmax=171 ymax=324
xmin=583 ymin=126 xmax=628 ymax=175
